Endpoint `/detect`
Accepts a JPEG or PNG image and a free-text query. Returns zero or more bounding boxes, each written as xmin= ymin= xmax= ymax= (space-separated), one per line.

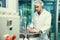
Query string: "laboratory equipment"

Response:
xmin=0 ymin=0 xmax=20 ymax=40
xmin=0 ymin=8 xmax=20 ymax=40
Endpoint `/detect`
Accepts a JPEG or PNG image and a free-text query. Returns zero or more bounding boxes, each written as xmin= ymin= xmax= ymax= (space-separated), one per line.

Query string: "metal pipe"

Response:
xmin=55 ymin=0 xmax=59 ymax=40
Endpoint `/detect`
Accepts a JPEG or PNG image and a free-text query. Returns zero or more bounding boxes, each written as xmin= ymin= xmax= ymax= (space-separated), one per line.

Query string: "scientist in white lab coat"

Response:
xmin=28 ymin=0 xmax=52 ymax=40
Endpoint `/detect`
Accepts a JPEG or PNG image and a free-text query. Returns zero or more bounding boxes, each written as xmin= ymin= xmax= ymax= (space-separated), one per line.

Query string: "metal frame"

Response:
xmin=55 ymin=0 xmax=59 ymax=40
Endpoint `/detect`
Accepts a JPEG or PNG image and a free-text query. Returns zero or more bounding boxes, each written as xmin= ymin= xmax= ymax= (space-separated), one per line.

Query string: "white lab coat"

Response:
xmin=29 ymin=9 xmax=52 ymax=40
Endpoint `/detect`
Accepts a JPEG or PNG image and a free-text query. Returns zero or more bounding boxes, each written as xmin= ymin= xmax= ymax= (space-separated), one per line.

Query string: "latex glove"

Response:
xmin=5 ymin=35 xmax=16 ymax=40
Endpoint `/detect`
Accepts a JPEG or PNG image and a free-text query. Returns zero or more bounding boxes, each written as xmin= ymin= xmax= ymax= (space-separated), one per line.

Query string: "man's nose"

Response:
xmin=35 ymin=8 xmax=38 ymax=11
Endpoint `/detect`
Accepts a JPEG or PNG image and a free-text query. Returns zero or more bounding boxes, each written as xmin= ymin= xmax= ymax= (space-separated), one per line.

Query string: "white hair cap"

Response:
xmin=34 ymin=0 xmax=44 ymax=6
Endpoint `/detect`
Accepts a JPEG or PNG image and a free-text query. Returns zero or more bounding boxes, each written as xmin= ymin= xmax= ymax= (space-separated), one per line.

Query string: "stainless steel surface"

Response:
xmin=55 ymin=0 xmax=59 ymax=40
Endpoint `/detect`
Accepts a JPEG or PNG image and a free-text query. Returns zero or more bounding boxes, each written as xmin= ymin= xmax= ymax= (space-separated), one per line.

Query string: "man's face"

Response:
xmin=34 ymin=3 xmax=42 ymax=12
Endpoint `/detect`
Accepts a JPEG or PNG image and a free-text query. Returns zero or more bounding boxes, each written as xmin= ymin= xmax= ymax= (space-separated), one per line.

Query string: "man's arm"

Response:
xmin=40 ymin=13 xmax=52 ymax=33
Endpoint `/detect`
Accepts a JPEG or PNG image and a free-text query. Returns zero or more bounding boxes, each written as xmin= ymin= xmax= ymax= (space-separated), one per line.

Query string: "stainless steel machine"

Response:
xmin=0 ymin=8 xmax=20 ymax=40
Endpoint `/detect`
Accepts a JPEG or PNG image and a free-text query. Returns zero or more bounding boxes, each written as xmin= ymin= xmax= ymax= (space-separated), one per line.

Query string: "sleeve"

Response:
xmin=40 ymin=13 xmax=52 ymax=33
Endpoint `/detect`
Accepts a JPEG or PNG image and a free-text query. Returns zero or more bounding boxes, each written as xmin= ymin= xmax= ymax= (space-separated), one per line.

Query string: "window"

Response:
xmin=2 ymin=0 xmax=6 ymax=7
xmin=0 ymin=4 xmax=1 ymax=7
xmin=0 ymin=0 xmax=2 ymax=7
xmin=0 ymin=0 xmax=6 ymax=8
xmin=0 ymin=0 xmax=1 ymax=1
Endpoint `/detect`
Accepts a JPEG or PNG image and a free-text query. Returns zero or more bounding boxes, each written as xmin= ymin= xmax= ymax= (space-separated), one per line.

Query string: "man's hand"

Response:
xmin=5 ymin=35 xmax=16 ymax=40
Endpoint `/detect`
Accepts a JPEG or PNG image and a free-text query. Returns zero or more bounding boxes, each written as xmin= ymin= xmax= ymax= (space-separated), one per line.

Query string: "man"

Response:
xmin=28 ymin=0 xmax=52 ymax=40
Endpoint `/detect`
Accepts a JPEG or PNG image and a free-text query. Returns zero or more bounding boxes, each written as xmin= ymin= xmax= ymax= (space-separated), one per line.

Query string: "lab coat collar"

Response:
xmin=36 ymin=9 xmax=45 ymax=16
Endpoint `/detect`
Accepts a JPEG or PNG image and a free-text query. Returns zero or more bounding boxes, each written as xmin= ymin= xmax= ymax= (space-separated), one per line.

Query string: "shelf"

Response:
xmin=20 ymin=33 xmax=40 ymax=35
xmin=19 ymin=0 xmax=30 ymax=1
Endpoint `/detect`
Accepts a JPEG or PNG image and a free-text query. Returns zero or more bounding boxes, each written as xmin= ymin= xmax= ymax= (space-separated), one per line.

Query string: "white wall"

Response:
xmin=0 ymin=0 xmax=19 ymax=15
xmin=6 ymin=0 xmax=18 ymax=13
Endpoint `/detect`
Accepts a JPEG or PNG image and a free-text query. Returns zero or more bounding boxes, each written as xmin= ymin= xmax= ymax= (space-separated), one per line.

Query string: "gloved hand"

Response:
xmin=5 ymin=35 xmax=16 ymax=40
